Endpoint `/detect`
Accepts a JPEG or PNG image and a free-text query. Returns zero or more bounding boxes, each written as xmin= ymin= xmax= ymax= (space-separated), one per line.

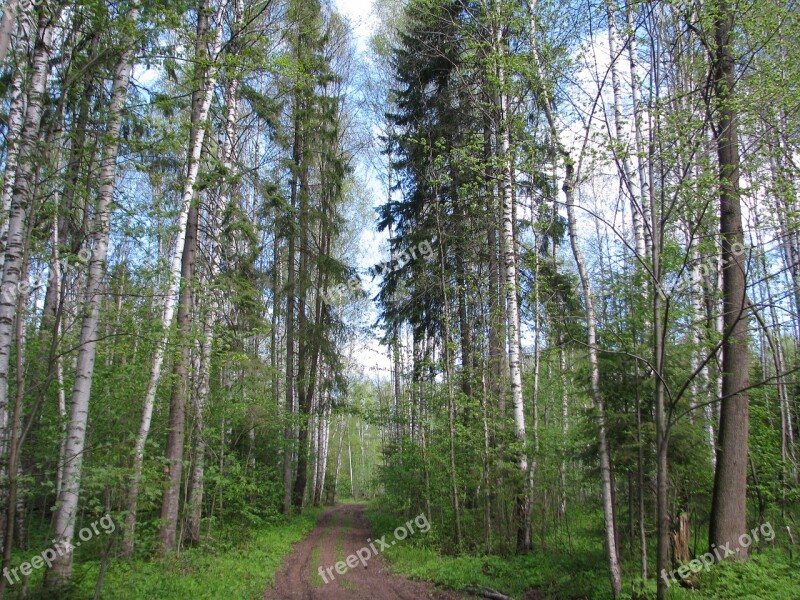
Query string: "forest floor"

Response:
xmin=263 ymin=503 xmax=474 ymax=600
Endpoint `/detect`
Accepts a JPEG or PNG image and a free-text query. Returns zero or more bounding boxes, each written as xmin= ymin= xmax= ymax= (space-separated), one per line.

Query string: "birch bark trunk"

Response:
xmin=0 ymin=4 xmax=59 ymax=475
xmin=122 ymin=0 xmax=224 ymax=556
xmin=493 ymin=2 xmax=529 ymax=547
xmin=626 ymin=2 xmax=652 ymax=260
xmin=0 ymin=17 xmax=32 ymax=269
xmin=564 ymin=163 xmax=623 ymax=597
xmin=0 ymin=246 xmax=29 ymax=600
xmin=184 ymin=5 xmax=241 ymax=538
xmin=0 ymin=0 xmax=21 ymax=66
xmin=605 ymin=1 xmax=646 ymax=259
xmin=527 ymin=0 xmax=621 ymax=591
xmin=45 ymin=3 xmax=139 ymax=586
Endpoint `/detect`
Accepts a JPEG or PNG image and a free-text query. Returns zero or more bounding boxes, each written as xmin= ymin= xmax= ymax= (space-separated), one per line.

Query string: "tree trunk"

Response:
xmin=45 ymin=4 xmax=139 ymax=585
xmin=559 ymin=344 xmax=569 ymax=519
xmin=160 ymin=164 xmax=201 ymax=552
xmin=605 ymin=0 xmax=646 ymax=259
xmin=283 ymin=95 xmax=301 ymax=513
xmin=0 ymin=249 xmax=29 ymax=600
xmin=0 ymin=14 xmax=33 ymax=269
xmin=564 ymin=161 xmax=622 ymax=597
xmin=0 ymin=0 xmax=21 ymax=67
xmin=691 ymin=244 xmax=716 ymax=464
xmin=497 ymin=59 xmax=530 ymax=552
xmin=0 ymin=5 xmax=59 ymax=480
xmin=654 ymin=235 xmax=670 ymax=600
xmin=635 ymin=365 xmax=648 ymax=581
xmin=434 ymin=186 xmax=463 ymax=550
xmin=347 ymin=424 xmax=354 ymax=498
xmin=328 ymin=415 xmax=344 ymax=505
xmin=484 ymin=105 xmax=505 ymax=414
xmin=709 ymin=0 xmax=750 ymax=560
xmin=184 ymin=11 xmax=241 ymax=538
xmin=531 ymin=0 xmax=619 ymax=572
xmin=184 ymin=313 xmax=212 ymax=545
xmin=290 ymin=151 xmax=316 ymax=510
xmin=625 ymin=1 xmax=652 ymax=261
xmin=122 ymin=0 xmax=223 ymax=557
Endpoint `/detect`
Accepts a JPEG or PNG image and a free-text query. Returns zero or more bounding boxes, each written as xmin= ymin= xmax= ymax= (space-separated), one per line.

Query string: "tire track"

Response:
xmin=264 ymin=504 xmax=472 ymax=600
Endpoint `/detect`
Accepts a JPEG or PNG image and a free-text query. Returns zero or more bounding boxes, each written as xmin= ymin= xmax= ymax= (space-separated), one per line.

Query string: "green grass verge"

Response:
xmin=661 ymin=549 xmax=800 ymax=600
xmin=5 ymin=509 xmax=321 ymax=600
xmin=365 ymin=506 xmax=800 ymax=600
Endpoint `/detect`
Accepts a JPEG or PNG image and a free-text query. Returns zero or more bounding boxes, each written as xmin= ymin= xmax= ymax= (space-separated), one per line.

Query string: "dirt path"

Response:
xmin=264 ymin=504 xmax=473 ymax=600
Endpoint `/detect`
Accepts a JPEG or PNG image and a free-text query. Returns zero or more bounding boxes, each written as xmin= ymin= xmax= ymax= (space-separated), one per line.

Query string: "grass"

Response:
xmin=6 ymin=509 xmax=321 ymax=600
xmin=338 ymin=577 xmax=357 ymax=590
xmin=326 ymin=506 xmax=359 ymax=590
xmin=662 ymin=548 xmax=800 ymax=600
xmin=333 ymin=509 xmax=351 ymax=564
xmin=309 ymin=544 xmax=325 ymax=587
xmin=365 ymin=505 xmax=800 ymax=600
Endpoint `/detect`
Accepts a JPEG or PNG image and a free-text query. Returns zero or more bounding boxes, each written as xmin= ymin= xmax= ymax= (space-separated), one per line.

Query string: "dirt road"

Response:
xmin=263 ymin=504 xmax=472 ymax=600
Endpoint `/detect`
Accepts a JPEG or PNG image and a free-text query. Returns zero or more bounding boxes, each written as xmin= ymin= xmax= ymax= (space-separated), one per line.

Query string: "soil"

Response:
xmin=263 ymin=503 xmax=475 ymax=600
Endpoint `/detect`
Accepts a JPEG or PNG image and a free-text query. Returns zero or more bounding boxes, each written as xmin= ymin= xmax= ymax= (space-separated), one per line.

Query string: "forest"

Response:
xmin=0 ymin=0 xmax=798 ymax=598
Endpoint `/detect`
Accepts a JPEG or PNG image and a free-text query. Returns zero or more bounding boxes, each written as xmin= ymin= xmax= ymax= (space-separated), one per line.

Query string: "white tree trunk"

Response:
xmin=0 ymin=0 xmax=21 ymax=66
xmin=0 ymin=6 xmax=60 ymax=478
xmin=605 ymin=1 xmax=646 ymax=259
xmin=317 ymin=403 xmax=330 ymax=504
xmin=500 ymin=120 xmax=526 ymax=459
xmin=494 ymin=3 xmax=529 ymax=543
xmin=50 ymin=174 xmax=67 ymax=500
xmin=626 ymin=2 xmax=652 ymax=259
xmin=690 ymin=243 xmax=716 ymax=464
xmin=0 ymin=35 xmax=31 ymax=268
xmin=184 ymin=314 xmax=213 ymax=543
xmin=45 ymin=4 xmax=139 ymax=586
xmin=183 ymin=0 xmax=241 ymax=538
xmin=332 ymin=414 xmax=344 ymax=504
xmin=0 ymin=0 xmax=35 ymax=265
xmin=528 ymin=0 xmax=621 ymax=591
xmin=122 ymin=0 xmax=224 ymax=556
xmin=347 ymin=425 xmax=354 ymax=498
xmin=564 ymin=167 xmax=623 ymax=597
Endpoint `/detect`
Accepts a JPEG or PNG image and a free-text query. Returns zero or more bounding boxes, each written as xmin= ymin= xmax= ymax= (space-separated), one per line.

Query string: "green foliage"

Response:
xmin=4 ymin=511 xmax=320 ymax=600
xmin=369 ymin=505 xmax=800 ymax=600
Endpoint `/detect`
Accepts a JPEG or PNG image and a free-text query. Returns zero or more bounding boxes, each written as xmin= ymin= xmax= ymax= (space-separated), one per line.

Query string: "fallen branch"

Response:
xmin=465 ymin=585 xmax=515 ymax=600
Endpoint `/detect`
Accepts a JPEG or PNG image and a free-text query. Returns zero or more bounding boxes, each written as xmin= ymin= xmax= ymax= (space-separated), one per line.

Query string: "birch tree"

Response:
xmin=122 ymin=0 xmax=225 ymax=556
xmin=45 ymin=1 xmax=140 ymax=587
xmin=527 ymin=0 xmax=622 ymax=592
xmin=0 ymin=0 xmax=62 ymax=486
